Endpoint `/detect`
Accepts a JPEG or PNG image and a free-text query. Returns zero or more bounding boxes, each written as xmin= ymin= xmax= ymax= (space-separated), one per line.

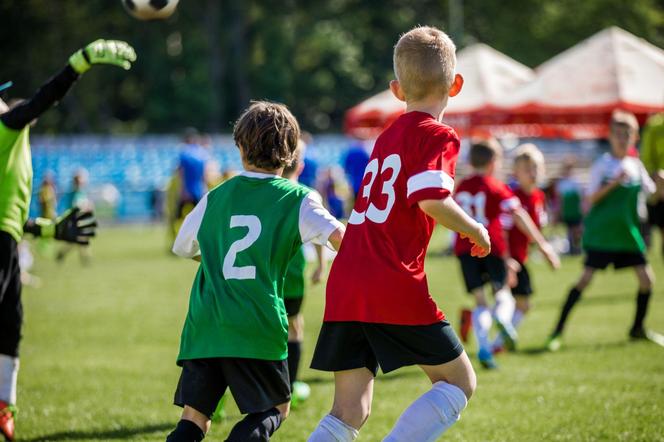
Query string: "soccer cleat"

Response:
xmin=459 ymin=308 xmax=472 ymax=343
xmin=0 ymin=401 xmax=15 ymax=442
xmin=211 ymin=394 xmax=227 ymax=423
xmin=545 ymin=334 xmax=562 ymax=352
xmin=290 ymin=381 xmax=311 ymax=408
xmin=629 ymin=326 xmax=647 ymax=340
xmin=494 ymin=318 xmax=518 ymax=352
xmin=478 ymin=348 xmax=498 ymax=370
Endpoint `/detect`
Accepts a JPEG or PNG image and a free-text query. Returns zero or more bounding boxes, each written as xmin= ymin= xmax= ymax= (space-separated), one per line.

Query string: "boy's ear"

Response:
xmin=449 ymin=74 xmax=464 ymax=97
xmin=390 ymin=80 xmax=406 ymax=102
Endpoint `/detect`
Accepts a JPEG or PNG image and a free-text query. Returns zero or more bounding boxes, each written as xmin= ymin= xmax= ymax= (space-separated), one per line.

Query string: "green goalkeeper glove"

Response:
xmin=25 ymin=208 xmax=98 ymax=245
xmin=69 ymin=39 xmax=137 ymax=74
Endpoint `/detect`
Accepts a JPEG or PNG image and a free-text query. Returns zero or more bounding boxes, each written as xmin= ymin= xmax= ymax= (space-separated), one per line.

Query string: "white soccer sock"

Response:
xmin=472 ymin=306 xmax=492 ymax=353
xmin=511 ymin=308 xmax=525 ymax=329
xmin=308 ymin=414 xmax=359 ymax=442
xmin=0 ymin=354 xmax=19 ymax=405
xmin=493 ymin=288 xmax=515 ymax=326
xmin=383 ymin=381 xmax=467 ymax=442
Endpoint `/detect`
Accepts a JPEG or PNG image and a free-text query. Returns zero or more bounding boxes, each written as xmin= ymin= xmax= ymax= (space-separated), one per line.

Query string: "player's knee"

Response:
xmin=332 ymin=402 xmax=370 ymax=429
xmin=276 ymin=401 xmax=290 ymax=420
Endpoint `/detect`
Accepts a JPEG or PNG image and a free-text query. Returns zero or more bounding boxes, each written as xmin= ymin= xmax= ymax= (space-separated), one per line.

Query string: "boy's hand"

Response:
xmin=69 ymin=39 xmax=137 ymax=74
xmin=505 ymin=258 xmax=521 ymax=288
xmin=461 ymin=223 xmax=490 ymax=258
xmin=539 ymin=242 xmax=561 ymax=270
xmin=311 ymin=265 xmax=323 ymax=285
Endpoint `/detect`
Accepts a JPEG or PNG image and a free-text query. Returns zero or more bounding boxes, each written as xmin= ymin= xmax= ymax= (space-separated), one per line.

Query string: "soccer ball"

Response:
xmin=121 ymin=0 xmax=179 ymax=20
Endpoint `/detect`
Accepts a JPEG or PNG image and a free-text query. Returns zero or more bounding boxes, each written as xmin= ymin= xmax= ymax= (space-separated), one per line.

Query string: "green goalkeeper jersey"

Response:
xmin=583 ymin=153 xmax=655 ymax=253
xmin=0 ymin=122 xmax=32 ymax=242
xmin=172 ymin=171 xmax=341 ymax=362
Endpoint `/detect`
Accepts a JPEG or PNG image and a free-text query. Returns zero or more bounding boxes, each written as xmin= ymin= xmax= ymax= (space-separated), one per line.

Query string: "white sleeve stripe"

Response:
xmin=172 ymin=193 xmax=208 ymax=258
xmin=500 ymin=197 xmax=521 ymax=211
xmin=407 ymin=170 xmax=455 ymax=197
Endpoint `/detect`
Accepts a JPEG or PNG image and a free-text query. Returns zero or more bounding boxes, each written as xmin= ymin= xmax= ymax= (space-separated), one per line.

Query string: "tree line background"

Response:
xmin=0 ymin=0 xmax=662 ymax=134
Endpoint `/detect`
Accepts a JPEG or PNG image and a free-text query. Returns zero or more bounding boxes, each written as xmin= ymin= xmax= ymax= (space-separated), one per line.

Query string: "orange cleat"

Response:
xmin=0 ymin=401 xmax=15 ymax=441
xmin=459 ymin=308 xmax=472 ymax=343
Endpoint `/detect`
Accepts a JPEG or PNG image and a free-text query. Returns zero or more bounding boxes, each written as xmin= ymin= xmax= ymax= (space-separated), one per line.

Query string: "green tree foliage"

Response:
xmin=0 ymin=0 xmax=661 ymax=133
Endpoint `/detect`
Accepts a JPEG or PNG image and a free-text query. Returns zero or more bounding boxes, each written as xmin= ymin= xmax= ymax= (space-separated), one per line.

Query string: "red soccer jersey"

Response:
xmin=453 ymin=175 xmax=520 ymax=258
xmin=508 ymin=187 xmax=547 ymax=263
xmin=324 ymin=111 xmax=460 ymax=325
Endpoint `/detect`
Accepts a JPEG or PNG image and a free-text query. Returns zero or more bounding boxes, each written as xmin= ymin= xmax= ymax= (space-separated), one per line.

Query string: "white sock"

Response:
xmin=472 ymin=306 xmax=492 ymax=353
xmin=493 ymin=288 xmax=515 ymax=326
xmin=383 ymin=381 xmax=467 ymax=442
xmin=308 ymin=414 xmax=359 ymax=442
xmin=512 ymin=308 xmax=525 ymax=329
xmin=0 ymin=354 xmax=19 ymax=405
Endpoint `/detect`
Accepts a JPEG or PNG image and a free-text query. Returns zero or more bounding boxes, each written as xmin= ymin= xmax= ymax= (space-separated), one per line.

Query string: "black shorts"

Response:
xmin=310 ymin=321 xmax=464 ymax=376
xmin=174 ymin=357 xmax=290 ymax=416
xmin=284 ymin=297 xmax=303 ymax=317
xmin=512 ymin=264 xmax=533 ymax=296
xmin=648 ymin=200 xmax=664 ymax=228
xmin=0 ymin=231 xmax=22 ymax=357
xmin=563 ymin=218 xmax=582 ymax=228
xmin=458 ymin=254 xmax=506 ymax=293
xmin=584 ymin=249 xmax=647 ymax=270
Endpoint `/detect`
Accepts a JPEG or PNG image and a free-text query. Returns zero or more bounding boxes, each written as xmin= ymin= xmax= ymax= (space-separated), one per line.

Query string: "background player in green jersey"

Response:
xmin=166 ymin=101 xmax=345 ymax=442
xmin=0 ymin=40 xmax=135 ymax=441
xmin=547 ymin=110 xmax=657 ymax=351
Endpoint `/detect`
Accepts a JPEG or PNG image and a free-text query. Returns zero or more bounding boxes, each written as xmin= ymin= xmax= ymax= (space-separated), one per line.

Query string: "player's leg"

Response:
xmin=459 ymin=255 xmax=495 ymax=366
xmin=287 ymin=312 xmax=304 ymax=386
xmin=488 ymin=256 xmax=517 ymax=351
xmin=223 ymin=357 xmax=291 ymax=441
xmin=308 ymin=368 xmax=373 ymax=441
xmin=309 ymin=322 xmax=378 ymax=441
xmin=167 ymin=359 xmax=227 ymax=441
xmin=630 ymin=264 xmax=654 ymax=338
xmin=547 ymin=263 xmax=596 ymax=350
xmin=0 ymin=233 xmax=22 ymax=441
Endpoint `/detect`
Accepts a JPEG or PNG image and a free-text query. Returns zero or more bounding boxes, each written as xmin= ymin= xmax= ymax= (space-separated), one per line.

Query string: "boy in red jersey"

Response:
xmin=454 ymin=139 xmax=558 ymax=369
xmin=309 ymin=26 xmax=491 ymax=442
xmin=492 ymin=144 xmax=559 ymax=352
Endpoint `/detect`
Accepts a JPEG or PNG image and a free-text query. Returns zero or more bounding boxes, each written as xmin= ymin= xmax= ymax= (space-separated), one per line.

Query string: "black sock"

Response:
xmin=225 ymin=408 xmax=282 ymax=442
xmin=166 ymin=419 xmax=205 ymax=442
xmin=287 ymin=341 xmax=301 ymax=386
xmin=632 ymin=289 xmax=652 ymax=331
xmin=554 ymin=287 xmax=582 ymax=335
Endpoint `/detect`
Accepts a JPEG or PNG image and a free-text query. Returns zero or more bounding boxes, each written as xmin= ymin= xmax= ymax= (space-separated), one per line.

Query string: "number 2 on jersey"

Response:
xmin=349 ymin=154 xmax=401 ymax=225
xmin=455 ymin=191 xmax=488 ymax=226
xmin=223 ymin=215 xmax=261 ymax=280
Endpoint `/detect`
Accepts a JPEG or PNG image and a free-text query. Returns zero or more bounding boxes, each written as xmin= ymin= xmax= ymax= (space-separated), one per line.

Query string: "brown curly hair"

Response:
xmin=233 ymin=101 xmax=301 ymax=171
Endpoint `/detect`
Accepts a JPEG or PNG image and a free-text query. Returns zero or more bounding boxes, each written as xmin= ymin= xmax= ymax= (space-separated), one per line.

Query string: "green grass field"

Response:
xmin=16 ymin=226 xmax=664 ymax=441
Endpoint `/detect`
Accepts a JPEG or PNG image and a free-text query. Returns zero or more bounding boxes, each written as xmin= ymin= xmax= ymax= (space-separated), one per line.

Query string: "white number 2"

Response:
xmin=223 ymin=215 xmax=261 ymax=280
xmin=349 ymin=154 xmax=402 ymax=225
xmin=455 ymin=191 xmax=488 ymax=226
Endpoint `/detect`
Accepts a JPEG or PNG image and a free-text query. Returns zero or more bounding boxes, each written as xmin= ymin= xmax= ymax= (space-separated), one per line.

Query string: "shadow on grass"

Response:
xmin=518 ymin=339 xmax=632 ymax=356
xmin=22 ymin=422 xmax=172 ymax=441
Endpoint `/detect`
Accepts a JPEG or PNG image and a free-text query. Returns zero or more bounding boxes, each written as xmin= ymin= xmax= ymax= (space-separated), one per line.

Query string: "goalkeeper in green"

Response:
xmin=0 ymin=40 xmax=136 ymax=441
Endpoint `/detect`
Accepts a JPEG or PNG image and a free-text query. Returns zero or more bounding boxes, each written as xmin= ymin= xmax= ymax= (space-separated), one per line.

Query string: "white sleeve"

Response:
xmin=640 ymin=161 xmax=656 ymax=196
xmin=172 ymin=194 xmax=208 ymax=258
xmin=299 ymin=191 xmax=344 ymax=248
xmin=587 ymin=160 xmax=604 ymax=195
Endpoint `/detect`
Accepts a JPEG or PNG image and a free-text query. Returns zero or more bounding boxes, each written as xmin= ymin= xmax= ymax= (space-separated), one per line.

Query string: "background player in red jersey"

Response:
xmin=454 ymin=138 xmax=559 ymax=369
xmin=492 ymin=144 xmax=560 ymax=353
xmin=308 ymin=26 xmax=490 ymax=442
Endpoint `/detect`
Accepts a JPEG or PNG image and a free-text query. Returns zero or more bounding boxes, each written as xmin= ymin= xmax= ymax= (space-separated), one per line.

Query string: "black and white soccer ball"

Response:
xmin=122 ymin=0 xmax=179 ymax=20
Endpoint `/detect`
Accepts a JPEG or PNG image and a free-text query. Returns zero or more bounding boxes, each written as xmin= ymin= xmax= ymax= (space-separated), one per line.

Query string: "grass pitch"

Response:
xmin=17 ymin=226 xmax=664 ymax=441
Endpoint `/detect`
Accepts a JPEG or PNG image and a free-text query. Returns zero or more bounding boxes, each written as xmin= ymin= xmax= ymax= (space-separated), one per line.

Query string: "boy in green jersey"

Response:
xmin=166 ymin=101 xmax=345 ymax=442
xmin=547 ymin=110 xmax=656 ymax=351
xmin=0 ymin=40 xmax=135 ymax=441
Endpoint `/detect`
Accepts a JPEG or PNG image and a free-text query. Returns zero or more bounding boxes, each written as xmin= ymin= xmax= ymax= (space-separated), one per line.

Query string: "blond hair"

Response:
xmin=513 ymin=143 xmax=545 ymax=178
xmin=610 ymin=109 xmax=639 ymax=132
xmin=393 ymin=26 xmax=457 ymax=101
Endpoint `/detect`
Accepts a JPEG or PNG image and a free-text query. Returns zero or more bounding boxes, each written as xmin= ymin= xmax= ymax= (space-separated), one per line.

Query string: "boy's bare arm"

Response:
xmin=512 ymin=208 xmax=560 ymax=269
xmin=588 ymin=173 xmax=625 ymax=206
xmin=311 ymin=244 xmax=325 ymax=284
xmin=327 ymin=225 xmax=345 ymax=252
xmin=419 ymin=197 xmax=490 ymax=257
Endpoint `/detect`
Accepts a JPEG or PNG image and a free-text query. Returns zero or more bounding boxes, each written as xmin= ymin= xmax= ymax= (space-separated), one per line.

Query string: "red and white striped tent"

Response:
xmin=345 ymin=27 xmax=664 ymax=140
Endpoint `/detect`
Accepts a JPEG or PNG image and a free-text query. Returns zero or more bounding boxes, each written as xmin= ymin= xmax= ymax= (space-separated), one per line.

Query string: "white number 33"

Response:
xmin=349 ymin=154 xmax=401 ymax=225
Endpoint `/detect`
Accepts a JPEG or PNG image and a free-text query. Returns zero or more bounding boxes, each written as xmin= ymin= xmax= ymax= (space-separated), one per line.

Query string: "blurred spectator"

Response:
xmin=318 ymin=166 xmax=346 ymax=220
xmin=37 ymin=172 xmax=57 ymax=220
xmin=555 ymin=157 xmax=583 ymax=255
xmin=177 ymin=127 xmax=209 ymax=218
xmin=298 ymin=132 xmax=318 ymax=188
xmin=56 ymin=168 xmax=93 ymax=265
xmin=343 ymin=140 xmax=370 ymax=206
